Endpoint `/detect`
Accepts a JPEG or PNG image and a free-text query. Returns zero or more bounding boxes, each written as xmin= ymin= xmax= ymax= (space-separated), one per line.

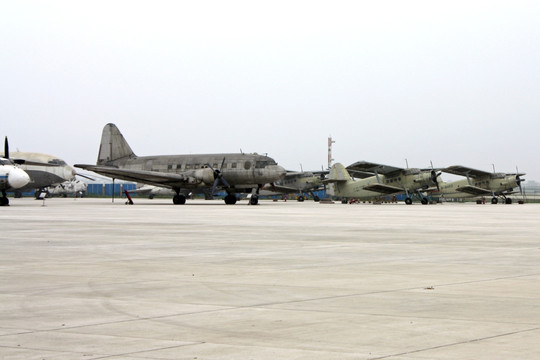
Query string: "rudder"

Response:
xmin=97 ymin=123 xmax=136 ymax=165
xmin=327 ymin=163 xmax=352 ymax=182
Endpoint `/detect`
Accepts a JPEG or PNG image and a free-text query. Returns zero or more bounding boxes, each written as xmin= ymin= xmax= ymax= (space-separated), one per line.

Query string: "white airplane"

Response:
xmin=326 ymin=161 xmax=441 ymax=204
xmin=1 ymin=138 xmax=31 ymax=206
xmin=47 ymin=179 xmax=88 ymax=198
xmin=127 ymin=183 xmax=175 ymax=199
xmin=3 ymin=151 xmax=79 ymax=198
xmin=435 ymin=165 xmax=525 ymax=204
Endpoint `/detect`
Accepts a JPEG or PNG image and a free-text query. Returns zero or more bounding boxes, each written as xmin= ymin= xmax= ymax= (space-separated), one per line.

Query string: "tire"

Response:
xmin=173 ymin=195 xmax=186 ymax=205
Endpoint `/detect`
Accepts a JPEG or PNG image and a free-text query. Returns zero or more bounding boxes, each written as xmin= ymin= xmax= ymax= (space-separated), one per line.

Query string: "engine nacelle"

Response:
xmin=0 ymin=167 xmax=30 ymax=190
xmin=192 ymin=168 xmax=215 ymax=185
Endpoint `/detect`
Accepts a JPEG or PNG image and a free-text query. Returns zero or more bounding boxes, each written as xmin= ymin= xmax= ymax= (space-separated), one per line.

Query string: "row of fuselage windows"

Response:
xmin=164 ymin=161 xmax=270 ymax=171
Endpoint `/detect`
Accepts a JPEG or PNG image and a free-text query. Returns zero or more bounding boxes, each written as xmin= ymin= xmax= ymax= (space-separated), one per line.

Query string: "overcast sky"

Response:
xmin=2 ymin=1 xmax=539 ymax=181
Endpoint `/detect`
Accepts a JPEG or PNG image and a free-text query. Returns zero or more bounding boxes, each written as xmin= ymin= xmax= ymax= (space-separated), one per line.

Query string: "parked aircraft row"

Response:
xmin=326 ymin=162 xmax=525 ymax=205
xmin=2 ymin=123 xmax=526 ymax=206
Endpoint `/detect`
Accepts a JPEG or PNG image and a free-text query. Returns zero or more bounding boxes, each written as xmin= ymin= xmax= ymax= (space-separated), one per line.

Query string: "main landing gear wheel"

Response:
xmin=0 ymin=196 xmax=9 ymax=206
xmin=491 ymin=197 xmax=498 ymax=205
xmin=297 ymin=195 xmax=305 ymax=202
xmin=421 ymin=198 xmax=428 ymax=205
xmin=224 ymin=194 xmax=237 ymax=205
xmin=173 ymin=194 xmax=186 ymax=205
xmin=405 ymin=197 xmax=413 ymax=205
xmin=250 ymin=195 xmax=259 ymax=205
xmin=505 ymin=198 xmax=512 ymax=204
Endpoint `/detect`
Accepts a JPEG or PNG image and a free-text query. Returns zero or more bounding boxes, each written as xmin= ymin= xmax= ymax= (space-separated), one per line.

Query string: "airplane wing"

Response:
xmin=74 ymin=164 xmax=198 ymax=188
xmin=267 ymin=184 xmax=302 ymax=193
xmin=443 ymin=165 xmax=492 ymax=178
xmin=454 ymin=185 xmax=492 ymax=196
xmin=347 ymin=161 xmax=403 ymax=178
xmin=362 ymin=183 xmax=404 ymax=194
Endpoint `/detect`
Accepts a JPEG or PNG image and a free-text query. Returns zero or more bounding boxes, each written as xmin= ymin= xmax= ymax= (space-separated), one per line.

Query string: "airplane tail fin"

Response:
xmin=97 ymin=123 xmax=136 ymax=165
xmin=326 ymin=163 xmax=352 ymax=182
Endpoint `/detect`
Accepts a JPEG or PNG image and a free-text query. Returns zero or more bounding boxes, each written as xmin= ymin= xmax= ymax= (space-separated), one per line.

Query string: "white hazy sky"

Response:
xmin=2 ymin=1 xmax=539 ymax=180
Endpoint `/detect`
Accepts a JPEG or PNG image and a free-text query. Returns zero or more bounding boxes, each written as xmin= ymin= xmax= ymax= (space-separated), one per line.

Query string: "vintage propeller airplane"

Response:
xmin=326 ymin=161 xmax=441 ymax=204
xmin=1 ymin=137 xmax=31 ymax=206
xmin=261 ymin=169 xmax=327 ymax=201
xmin=434 ymin=165 xmax=525 ymax=204
xmin=75 ymin=123 xmax=287 ymax=205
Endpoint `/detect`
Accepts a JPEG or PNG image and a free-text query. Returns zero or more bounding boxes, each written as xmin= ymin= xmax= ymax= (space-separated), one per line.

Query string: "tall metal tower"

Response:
xmin=328 ymin=136 xmax=335 ymax=169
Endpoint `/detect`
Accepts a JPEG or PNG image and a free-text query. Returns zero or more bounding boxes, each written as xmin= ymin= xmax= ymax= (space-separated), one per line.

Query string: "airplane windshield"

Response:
xmin=48 ymin=159 xmax=67 ymax=166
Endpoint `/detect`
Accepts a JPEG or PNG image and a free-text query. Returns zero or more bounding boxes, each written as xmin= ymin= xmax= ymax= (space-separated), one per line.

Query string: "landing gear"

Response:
xmin=313 ymin=195 xmax=320 ymax=202
xmin=224 ymin=194 xmax=237 ymax=205
xmin=421 ymin=197 xmax=428 ymax=205
xmin=505 ymin=198 xmax=512 ymax=204
xmin=491 ymin=197 xmax=498 ymax=205
xmin=249 ymin=195 xmax=259 ymax=205
xmin=173 ymin=194 xmax=186 ymax=205
xmin=297 ymin=195 xmax=305 ymax=202
xmin=1 ymin=191 xmax=9 ymax=206
xmin=405 ymin=197 xmax=413 ymax=205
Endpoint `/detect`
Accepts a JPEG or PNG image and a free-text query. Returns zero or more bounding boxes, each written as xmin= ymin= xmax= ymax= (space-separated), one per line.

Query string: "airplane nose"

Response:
xmin=8 ymin=167 xmax=30 ymax=189
xmin=66 ymin=166 xmax=77 ymax=180
xmin=277 ymin=165 xmax=287 ymax=179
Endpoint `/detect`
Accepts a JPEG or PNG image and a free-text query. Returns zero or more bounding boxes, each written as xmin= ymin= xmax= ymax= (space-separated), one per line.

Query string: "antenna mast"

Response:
xmin=328 ymin=136 xmax=335 ymax=169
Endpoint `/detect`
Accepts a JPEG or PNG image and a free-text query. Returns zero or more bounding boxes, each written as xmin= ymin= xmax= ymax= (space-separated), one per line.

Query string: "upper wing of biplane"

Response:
xmin=443 ymin=165 xmax=492 ymax=178
xmin=346 ymin=161 xmax=404 ymax=178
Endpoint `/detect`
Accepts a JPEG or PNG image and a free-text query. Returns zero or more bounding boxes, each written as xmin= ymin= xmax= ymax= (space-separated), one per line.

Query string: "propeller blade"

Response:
xmin=4 ymin=137 xmax=9 ymax=159
xmin=431 ymin=170 xmax=441 ymax=191
xmin=516 ymin=175 xmax=523 ymax=194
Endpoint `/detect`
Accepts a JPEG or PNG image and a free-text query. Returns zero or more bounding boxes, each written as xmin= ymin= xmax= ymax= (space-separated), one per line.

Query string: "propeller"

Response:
xmin=515 ymin=167 xmax=525 ymax=194
xmin=430 ymin=170 xmax=442 ymax=191
xmin=207 ymin=157 xmax=230 ymax=194
xmin=429 ymin=162 xmax=442 ymax=191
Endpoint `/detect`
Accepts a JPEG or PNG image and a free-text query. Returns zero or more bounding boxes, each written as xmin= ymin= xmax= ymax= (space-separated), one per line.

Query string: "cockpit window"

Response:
xmin=48 ymin=159 xmax=67 ymax=166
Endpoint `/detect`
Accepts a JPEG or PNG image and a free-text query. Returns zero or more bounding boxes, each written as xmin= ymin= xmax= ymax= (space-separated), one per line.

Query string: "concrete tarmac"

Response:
xmin=1 ymin=197 xmax=539 ymax=359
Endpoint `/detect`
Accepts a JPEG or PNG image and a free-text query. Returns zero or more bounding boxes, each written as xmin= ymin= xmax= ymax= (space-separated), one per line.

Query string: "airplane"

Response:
xmin=325 ymin=161 xmax=441 ymax=204
xmin=434 ymin=165 xmax=525 ymax=204
xmin=47 ymin=179 xmax=88 ymax=198
xmin=0 ymin=138 xmax=86 ymax=198
xmin=1 ymin=137 xmax=31 ymax=206
xmin=4 ymin=151 xmax=80 ymax=198
xmin=75 ymin=123 xmax=287 ymax=205
xmin=261 ymin=170 xmax=326 ymax=201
